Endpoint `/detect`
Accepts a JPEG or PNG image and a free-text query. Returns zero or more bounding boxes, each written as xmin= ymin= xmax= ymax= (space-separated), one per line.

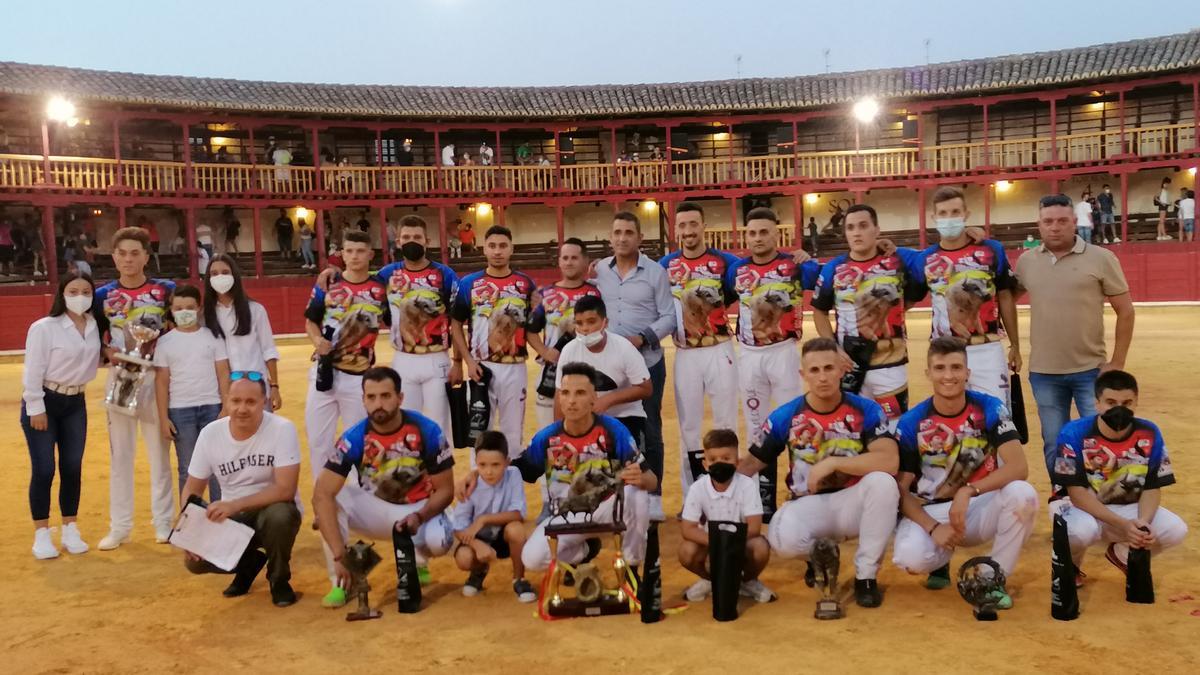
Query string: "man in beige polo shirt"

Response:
xmin=1015 ymin=194 xmax=1135 ymax=477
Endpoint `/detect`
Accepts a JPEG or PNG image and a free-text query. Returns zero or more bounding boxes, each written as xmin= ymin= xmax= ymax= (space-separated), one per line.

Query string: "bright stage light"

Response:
xmin=805 ymin=193 xmax=819 ymax=205
xmin=852 ymin=97 xmax=880 ymax=123
xmin=477 ymin=203 xmax=492 ymax=216
xmin=995 ymin=180 xmax=1012 ymax=192
xmin=46 ymin=96 xmax=76 ymax=122
xmin=295 ymin=207 xmax=309 ymax=221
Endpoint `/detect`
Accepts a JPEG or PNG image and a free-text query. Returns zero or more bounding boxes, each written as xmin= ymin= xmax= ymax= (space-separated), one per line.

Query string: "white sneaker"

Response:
xmin=60 ymin=522 xmax=89 ymax=554
xmin=33 ymin=528 xmax=59 ymax=560
xmin=1104 ymin=239 xmax=1112 ymax=244
xmin=1113 ymin=237 xmax=1122 ymax=243
xmin=98 ymin=530 xmax=131 ymax=551
xmin=155 ymin=527 xmax=173 ymax=544
xmin=739 ymin=579 xmax=778 ymax=603
xmin=684 ymin=579 xmax=712 ymax=602
xmin=649 ymin=495 xmax=665 ymax=523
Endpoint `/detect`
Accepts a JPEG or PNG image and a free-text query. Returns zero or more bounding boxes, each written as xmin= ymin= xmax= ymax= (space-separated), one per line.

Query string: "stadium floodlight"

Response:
xmin=46 ymin=96 xmax=76 ymax=123
xmin=852 ymin=97 xmax=880 ymax=124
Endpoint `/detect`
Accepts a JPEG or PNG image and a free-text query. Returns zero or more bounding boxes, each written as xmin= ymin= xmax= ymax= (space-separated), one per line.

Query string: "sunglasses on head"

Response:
xmin=1039 ymin=194 xmax=1073 ymax=208
xmin=230 ymin=371 xmax=265 ymax=382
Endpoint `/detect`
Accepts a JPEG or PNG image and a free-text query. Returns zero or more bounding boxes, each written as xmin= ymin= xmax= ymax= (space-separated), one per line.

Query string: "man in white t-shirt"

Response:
xmin=1074 ymin=191 xmax=1095 ymax=243
xmin=677 ymin=428 xmax=775 ymax=604
xmin=1178 ymin=189 xmax=1195 ymax=243
xmin=180 ymin=377 xmax=302 ymax=607
xmin=555 ymin=295 xmax=651 ymax=447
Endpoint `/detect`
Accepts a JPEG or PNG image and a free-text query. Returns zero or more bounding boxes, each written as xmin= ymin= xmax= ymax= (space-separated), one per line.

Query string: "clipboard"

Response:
xmin=168 ymin=495 xmax=255 ymax=572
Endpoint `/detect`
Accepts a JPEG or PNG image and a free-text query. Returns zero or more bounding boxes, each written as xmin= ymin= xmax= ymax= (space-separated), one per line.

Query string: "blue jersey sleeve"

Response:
xmin=979 ymin=393 xmax=1021 ymax=448
xmin=749 ymin=399 xmax=800 ymax=465
xmin=439 ymin=264 xmax=459 ymax=308
xmin=375 ymin=261 xmax=403 ymax=285
xmin=810 ymin=256 xmax=839 ymax=312
xmin=1143 ymin=421 xmax=1176 ymax=490
xmin=986 ymin=239 xmax=1017 ymax=291
xmin=897 ymin=247 xmax=929 ymax=302
xmin=303 ymin=283 xmax=327 ymax=325
xmin=450 ymin=274 xmax=473 ymax=323
xmin=414 ymin=413 xmax=454 ymax=475
xmin=659 ymin=251 xmax=677 ymax=271
xmin=514 ymin=425 xmax=554 ymax=483
xmin=798 ymin=259 xmax=822 ymax=292
xmin=1050 ymin=419 xmax=1089 ymax=487
xmin=325 ymin=422 xmax=366 ymax=476
xmin=719 ymin=250 xmax=742 ymax=305
xmin=527 ymin=285 xmax=549 ymax=334
xmin=157 ymin=278 xmax=177 ymax=294
xmin=723 ymin=257 xmax=747 ymax=296
xmin=856 ymin=395 xmax=893 ymax=447
xmin=602 ymin=416 xmax=644 ymax=467
xmin=895 ymin=406 xmax=923 ymax=475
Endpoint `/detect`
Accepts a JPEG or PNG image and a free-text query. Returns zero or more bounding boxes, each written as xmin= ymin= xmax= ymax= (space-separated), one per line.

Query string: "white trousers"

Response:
xmin=861 ymin=363 xmax=908 ymax=426
xmin=483 ymin=362 xmax=528 ymax=458
xmin=106 ymin=370 xmax=174 ymax=535
xmin=392 ymin=350 xmax=451 ymax=438
xmin=320 ymin=484 xmax=453 ymax=584
xmin=739 ymin=340 xmax=802 ymax=446
xmin=522 ymin=486 xmax=650 ymax=572
xmin=304 ymin=368 xmax=367 ymax=480
xmin=766 ymin=471 xmax=899 ymax=579
xmin=967 ymin=341 xmax=1010 ymax=408
xmin=535 ymin=393 xmax=555 ymax=430
xmin=892 ymin=480 xmax=1038 ymax=576
xmin=674 ymin=340 xmax=740 ymax=496
xmin=1053 ymin=499 xmax=1188 ymax=566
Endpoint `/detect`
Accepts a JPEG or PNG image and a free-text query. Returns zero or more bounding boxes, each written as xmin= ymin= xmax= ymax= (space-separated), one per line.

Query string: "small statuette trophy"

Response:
xmin=957 ymin=556 xmax=1006 ymax=621
xmin=343 ymin=541 xmax=383 ymax=622
xmin=811 ymin=538 xmax=844 ymax=620
xmin=104 ymin=316 xmax=162 ymax=416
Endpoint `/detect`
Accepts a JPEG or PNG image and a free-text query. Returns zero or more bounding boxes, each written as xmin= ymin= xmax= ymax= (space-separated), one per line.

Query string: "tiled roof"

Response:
xmin=1 ymin=32 xmax=1198 ymax=120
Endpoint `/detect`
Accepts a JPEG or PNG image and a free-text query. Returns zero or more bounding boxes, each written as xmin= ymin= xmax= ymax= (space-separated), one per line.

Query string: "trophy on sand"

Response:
xmin=811 ymin=538 xmax=844 ymax=620
xmin=957 ymin=556 xmax=1006 ymax=621
xmin=344 ymin=541 xmax=383 ymax=621
xmin=104 ymin=315 xmax=162 ymax=416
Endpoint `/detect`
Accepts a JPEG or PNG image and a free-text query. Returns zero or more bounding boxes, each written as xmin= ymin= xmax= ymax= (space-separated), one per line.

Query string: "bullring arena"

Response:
xmin=4 ymin=26 xmax=1200 ymax=673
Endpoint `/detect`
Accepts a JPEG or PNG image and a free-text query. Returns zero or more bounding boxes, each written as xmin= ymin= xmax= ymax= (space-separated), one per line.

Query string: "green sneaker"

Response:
xmin=322 ymin=586 xmax=347 ymax=609
xmin=418 ymin=564 xmax=432 ymax=587
xmin=925 ymin=564 xmax=951 ymax=590
xmin=986 ymin=588 xmax=1013 ymax=610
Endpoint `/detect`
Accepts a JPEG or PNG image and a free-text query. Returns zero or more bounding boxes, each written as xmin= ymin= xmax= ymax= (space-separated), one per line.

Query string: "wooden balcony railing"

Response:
xmin=1 ymin=122 xmax=1195 ymax=198
xmin=702 ymin=224 xmax=796 ymax=250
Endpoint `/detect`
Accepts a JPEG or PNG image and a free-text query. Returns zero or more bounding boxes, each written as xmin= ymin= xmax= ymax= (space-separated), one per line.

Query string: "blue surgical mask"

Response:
xmin=935 ymin=217 xmax=966 ymax=240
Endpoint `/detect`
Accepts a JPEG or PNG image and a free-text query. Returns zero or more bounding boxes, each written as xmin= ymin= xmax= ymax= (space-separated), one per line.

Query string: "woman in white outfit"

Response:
xmin=21 ymin=271 xmax=102 ymax=559
xmin=203 ymin=254 xmax=282 ymax=411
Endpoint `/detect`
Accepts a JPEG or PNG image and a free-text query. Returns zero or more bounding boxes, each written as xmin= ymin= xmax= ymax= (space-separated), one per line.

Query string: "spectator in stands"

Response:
xmin=1175 ymin=186 xmax=1190 ymax=240
xmin=1155 ymin=176 xmax=1171 ymax=240
xmin=298 ymin=219 xmax=316 ymax=270
xmin=337 ymin=157 xmax=351 ymax=191
xmin=448 ymin=232 xmax=462 ymax=259
xmin=274 ymin=209 xmax=294 ymax=260
xmin=1179 ymin=189 xmax=1195 ymax=243
xmin=479 ymin=141 xmax=494 ymax=166
xmin=336 ymin=216 xmax=351 ymax=245
xmin=516 ymin=142 xmax=532 ymax=165
xmin=442 ymin=143 xmax=457 ymax=167
xmin=1097 ymin=184 xmax=1118 ymax=243
xmin=398 ymin=139 xmax=414 ymax=167
xmin=355 ymin=209 xmax=371 ymax=234
xmin=215 ymin=146 xmax=230 ymax=164
xmin=0 ymin=213 xmax=14 ymax=275
xmin=196 ymin=219 xmax=215 ymax=258
xmin=1015 ymin=193 xmax=1134 ymax=477
xmin=1074 ymin=191 xmax=1094 ymax=244
xmin=327 ymin=243 xmax=344 ymax=270
xmin=272 ymin=143 xmax=293 ymax=187
xmin=27 ymin=215 xmax=45 ymax=277
xmin=197 ymin=239 xmax=210 ymax=273
xmin=457 ymin=220 xmax=476 ymax=253
xmin=807 ymin=216 xmax=819 ymax=255
xmin=223 ymin=207 xmax=241 ymax=254
xmin=461 ymin=151 xmax=474 ymax=166
xmin=135 ymin=216 xmax=161 ymax=273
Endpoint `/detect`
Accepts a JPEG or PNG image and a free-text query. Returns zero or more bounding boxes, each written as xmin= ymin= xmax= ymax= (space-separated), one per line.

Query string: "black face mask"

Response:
xmin=400 ymin=242 xmax=425 ymax=262
xmin=707 ymin=462 xmax=736 ymax=484
xmin=1101 ymin=405 xmax=1135 ymax=432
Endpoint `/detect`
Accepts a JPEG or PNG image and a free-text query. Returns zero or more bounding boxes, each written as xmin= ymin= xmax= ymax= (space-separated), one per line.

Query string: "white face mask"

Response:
xmin=935 ymin=217 xmax=966 ymax=240
xmin=575 ymin=330 xmax=604 ymax=348
xmin=209 ymin=273 xmax=235 ymax=295
xmin=173 ymin=309 xmax=199 ymax=328
xmin=64 ymin=294 xmax=92 ymax=316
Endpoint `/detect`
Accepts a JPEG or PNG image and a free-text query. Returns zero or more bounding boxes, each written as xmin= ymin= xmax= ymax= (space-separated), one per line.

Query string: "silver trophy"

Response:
xmin=104 ymin=315 xmax=162 ymax=416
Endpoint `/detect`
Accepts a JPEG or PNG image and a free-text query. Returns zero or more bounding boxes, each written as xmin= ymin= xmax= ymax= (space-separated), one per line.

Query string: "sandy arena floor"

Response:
xmin=2 ymin=308 xmax=1198 ymax=673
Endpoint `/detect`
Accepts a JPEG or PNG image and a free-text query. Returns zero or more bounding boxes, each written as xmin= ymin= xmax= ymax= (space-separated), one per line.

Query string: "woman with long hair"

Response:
xmin=21 ymin=270 xmax=102 ymax=558
xmin=203 ymin=254 xmax=282 ymax=410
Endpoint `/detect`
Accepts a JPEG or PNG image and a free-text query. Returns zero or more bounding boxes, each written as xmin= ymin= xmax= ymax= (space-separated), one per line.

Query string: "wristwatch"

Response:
xmin=966 ymin=483 xmax=981 ymax=497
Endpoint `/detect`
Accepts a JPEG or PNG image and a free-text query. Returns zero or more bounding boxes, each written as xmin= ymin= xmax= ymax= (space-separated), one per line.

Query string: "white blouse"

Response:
xmin=22 ymin=314 xmax=101 ymax=416
xmin=215 ymin=300 xmax=280 ymax=377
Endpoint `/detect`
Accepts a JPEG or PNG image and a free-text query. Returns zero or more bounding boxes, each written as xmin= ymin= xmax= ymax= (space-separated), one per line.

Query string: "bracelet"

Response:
xmin=966 ymin=483 xmax=981 ymax=497
xmin=926 ymin=522 xmax=938 ymax=535
xmin=270 ymin=383 xmax=280 ymax=389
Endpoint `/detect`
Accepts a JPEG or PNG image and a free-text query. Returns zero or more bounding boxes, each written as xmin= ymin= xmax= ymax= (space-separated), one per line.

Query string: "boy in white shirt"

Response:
xmin=154 ymin=284 xmax=230 ymax=499
xmin=1178 ymin=189 xmax=1195 ymax=243
xmin=451 ymin=431 xmax=536 ymax=603
xmin=555 ymin=295 xmax=651 ymax=446
xmin=678 ymin=429 xmax=775 ymax=604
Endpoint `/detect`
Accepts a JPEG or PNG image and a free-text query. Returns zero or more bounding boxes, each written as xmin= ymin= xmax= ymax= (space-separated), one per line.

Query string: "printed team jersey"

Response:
xmin=1051 ymin=416 xmax=1175 ymax=505
xmin=660 ymin=248 xmax=739 ymax=348
xmin=303 ymin=277 xmax=388 ymax=375
xmin=325 ymin=411 xmax=454 ymax=505
xmin=750 ymin=393 xmax=892 ymax=497
xmin=726 ymin=254 xmax=820 ymax=348
xmin=377 ymin=261 xmax=457 ymax=355
xmin=527 ymin=282 xmax=602 ymax=355
xmin=812 ymin=252 xmax=922 ymax=368
xmin=896 ymin=392 xmax=1020 ymax=502
xmin=451 ymin=271 xmax=536 ymax=363
xmin=909 ymin=241 xmax=1015 ymax=343
xmin=94 ymin=278 xmax=175 ymax=351
xmin=515 ymin=415 xmax=644 ymax=503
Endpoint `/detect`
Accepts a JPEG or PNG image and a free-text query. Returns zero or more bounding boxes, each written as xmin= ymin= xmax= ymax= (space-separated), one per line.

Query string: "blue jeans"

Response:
xmin=1076 ymin=226 xmax=1093 ymax=242
xmin=21 ymin=390 xmax=87 ymax=521
xmin=1029 ymin=369 xmax=1099 ymax=478
xmin=169 ymin=404 xmax=223 ymax=500
xmin=644 ymin=357 xmax=666 ymax=496
xmin=300 ymin=238 xmax=315 ymax=265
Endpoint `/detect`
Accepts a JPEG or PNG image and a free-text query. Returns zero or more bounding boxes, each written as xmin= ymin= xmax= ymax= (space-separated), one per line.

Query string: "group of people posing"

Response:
xmin=20 ymin=185 xmax=1185 ymax=613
